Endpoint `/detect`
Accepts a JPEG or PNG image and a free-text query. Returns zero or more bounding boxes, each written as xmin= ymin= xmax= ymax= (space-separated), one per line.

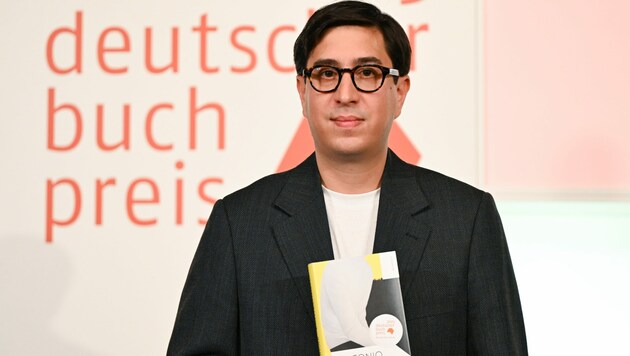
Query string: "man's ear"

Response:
xmin=296 ymin=75 xmax=308 ymax=117
xmin=394 ymin=75 xmax=411 ymax=118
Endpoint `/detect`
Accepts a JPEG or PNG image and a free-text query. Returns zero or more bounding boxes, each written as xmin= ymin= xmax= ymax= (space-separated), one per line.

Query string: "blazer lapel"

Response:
xmin=272 ymin=154 xmax=334 ymax=321
xmin=270 ymin=150 xmax=433 ymax=318
xmin=373 ymin=150 xmax=432 ymax=298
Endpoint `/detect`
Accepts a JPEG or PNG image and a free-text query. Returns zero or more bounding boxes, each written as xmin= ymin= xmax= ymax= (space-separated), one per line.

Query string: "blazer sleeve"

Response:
xmin=167 ymin=199 xmax=239 ymax=355
xmin=466 ymin=193 xmax=528 ymax=355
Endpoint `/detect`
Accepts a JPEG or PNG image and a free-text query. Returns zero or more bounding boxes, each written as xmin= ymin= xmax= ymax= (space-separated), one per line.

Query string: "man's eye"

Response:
xmin=357 ymin=67 xmax=377 ymax=77
xmin=320 ymin=69 xmax=336 ymax=78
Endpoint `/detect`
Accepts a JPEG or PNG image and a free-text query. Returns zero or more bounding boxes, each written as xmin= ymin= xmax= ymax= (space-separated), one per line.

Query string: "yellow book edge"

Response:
xmin=308 ymin=260 xmax=332 ymax=356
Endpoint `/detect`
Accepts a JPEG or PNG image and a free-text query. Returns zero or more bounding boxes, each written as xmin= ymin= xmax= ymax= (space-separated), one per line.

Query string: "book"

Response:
xmin=308 ymin=251 xmax=411 ymax=356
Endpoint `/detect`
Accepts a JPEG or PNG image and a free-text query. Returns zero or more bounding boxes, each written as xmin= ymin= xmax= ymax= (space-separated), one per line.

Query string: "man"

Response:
xmin=167 ymin=1 xmax=527 ymax=355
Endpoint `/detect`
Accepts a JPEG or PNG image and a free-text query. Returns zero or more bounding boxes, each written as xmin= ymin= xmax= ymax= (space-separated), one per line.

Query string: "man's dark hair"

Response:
xmin=293 ymin=1 xmax=411 ymax=76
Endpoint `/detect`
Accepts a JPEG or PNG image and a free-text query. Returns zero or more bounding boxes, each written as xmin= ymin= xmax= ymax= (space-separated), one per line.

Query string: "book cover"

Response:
xmin=308 ymin=251 xmax=411 ymax=356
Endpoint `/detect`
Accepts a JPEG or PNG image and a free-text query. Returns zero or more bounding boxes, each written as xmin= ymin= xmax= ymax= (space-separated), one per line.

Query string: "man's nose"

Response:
xmin=333 ymin=72 xmax=359 ymax=103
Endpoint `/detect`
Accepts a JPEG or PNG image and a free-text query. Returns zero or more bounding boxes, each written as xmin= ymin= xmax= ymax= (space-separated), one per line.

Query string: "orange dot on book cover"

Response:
xmin=369 ymin=314 xmax=403 ymax=346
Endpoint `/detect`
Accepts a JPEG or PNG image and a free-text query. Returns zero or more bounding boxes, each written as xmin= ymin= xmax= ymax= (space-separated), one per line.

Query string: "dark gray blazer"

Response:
xmin=167 ymin=150 xmax=527 ymax=355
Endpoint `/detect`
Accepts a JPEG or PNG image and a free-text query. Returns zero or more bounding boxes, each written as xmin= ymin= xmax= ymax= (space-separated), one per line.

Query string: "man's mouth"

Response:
xmin=331 ymin=115 xmax=364 ymax=128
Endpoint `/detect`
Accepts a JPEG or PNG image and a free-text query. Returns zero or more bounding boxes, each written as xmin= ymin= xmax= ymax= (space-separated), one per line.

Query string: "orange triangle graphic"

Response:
xmin=276 ymin=118 xmax=315 ymax=172
xmin=389 ymin=120 xmax=422 ymax=165
xmin=276 ymin=118 xmax=421 ymax=172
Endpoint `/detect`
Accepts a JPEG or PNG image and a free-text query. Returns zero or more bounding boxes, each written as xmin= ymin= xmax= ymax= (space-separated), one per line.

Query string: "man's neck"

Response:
xmin=316 ymin=150 xmax=388 ymax=194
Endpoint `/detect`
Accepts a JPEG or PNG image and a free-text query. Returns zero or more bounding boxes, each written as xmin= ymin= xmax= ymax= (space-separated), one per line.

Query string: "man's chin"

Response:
xmin=324 ymin=145 xmax=383 ymax=162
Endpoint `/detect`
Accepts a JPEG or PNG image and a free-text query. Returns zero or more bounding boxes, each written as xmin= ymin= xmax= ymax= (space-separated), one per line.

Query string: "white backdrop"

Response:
xmin=1 ymin=0 xmax=628 ymax=355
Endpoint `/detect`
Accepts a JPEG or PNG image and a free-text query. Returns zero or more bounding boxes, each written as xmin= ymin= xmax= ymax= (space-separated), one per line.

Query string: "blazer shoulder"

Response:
xmin=222 ymin=170 xmax=289 ymax=208
xmin=221 ymin=153 xmax=319 ymax=212
xmin=411 ymin=164 xmax=487 ymax=208
xmin=386 ymin=150 xmax=485 ymax=202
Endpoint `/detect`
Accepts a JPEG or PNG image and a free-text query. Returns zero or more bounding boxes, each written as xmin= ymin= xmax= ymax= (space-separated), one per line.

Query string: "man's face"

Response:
xmin=297 ymin=25 xmax=410 ymax=161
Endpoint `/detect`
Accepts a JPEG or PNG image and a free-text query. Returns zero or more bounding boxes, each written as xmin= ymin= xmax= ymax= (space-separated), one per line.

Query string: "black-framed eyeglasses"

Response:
xmin=302 ymin=64 xmax=400 ymax=93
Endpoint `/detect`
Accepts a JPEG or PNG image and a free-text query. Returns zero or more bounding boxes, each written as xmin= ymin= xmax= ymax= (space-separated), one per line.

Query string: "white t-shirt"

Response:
xmin=322 ymin=185 xmax=380 ymax=259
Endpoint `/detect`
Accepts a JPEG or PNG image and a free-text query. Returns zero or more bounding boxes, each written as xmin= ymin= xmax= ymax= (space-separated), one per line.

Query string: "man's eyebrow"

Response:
xmin=311 ymin=58 xmax=340 ymax=67
xmin=310 ymin=57 xmax=384 ymax=68
xmin=354 ymin=57 xmax=383 ymax=66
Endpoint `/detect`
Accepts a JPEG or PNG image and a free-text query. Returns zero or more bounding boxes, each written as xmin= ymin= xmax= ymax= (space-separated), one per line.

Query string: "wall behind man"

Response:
xmin=485 ymin=1 xmax=630 ymax=354
xmin=0 ymin=0 xmax=628 ymax=354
